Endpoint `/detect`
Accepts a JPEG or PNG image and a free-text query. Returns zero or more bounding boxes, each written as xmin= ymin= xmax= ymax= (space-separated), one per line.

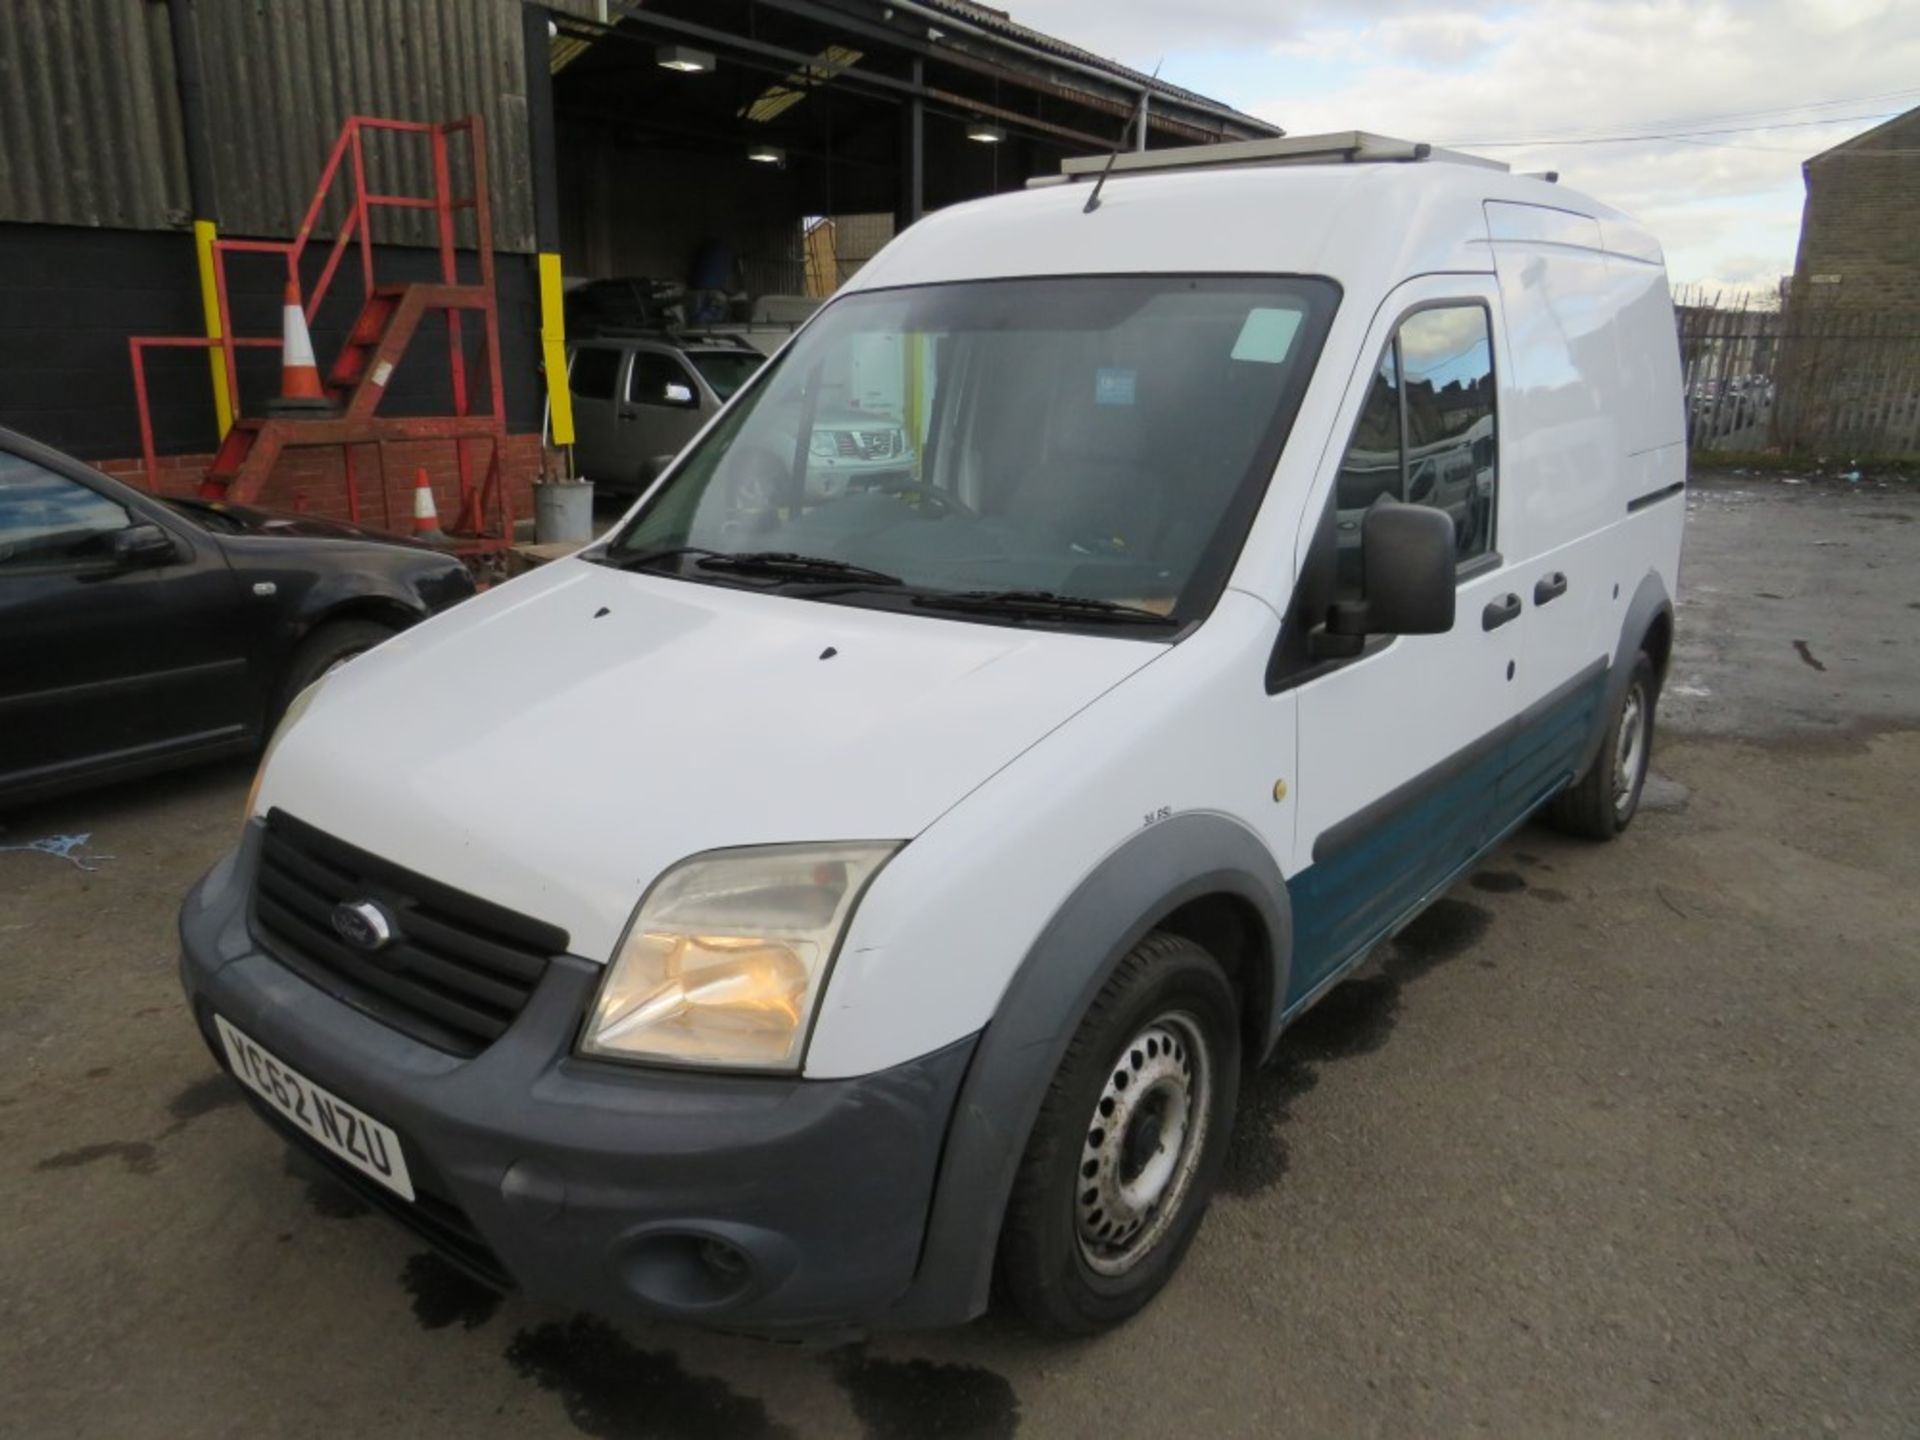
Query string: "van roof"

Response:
xmin=847 ymin=160 xmax=1661 ymax=300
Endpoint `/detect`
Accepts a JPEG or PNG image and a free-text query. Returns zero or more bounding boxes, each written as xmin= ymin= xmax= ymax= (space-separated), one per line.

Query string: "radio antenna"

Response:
xmin=1084 ymin=59 xmax=1163 ymax=214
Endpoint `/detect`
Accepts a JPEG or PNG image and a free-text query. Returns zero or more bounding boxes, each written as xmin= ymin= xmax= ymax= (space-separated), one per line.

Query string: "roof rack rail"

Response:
xmin=1029 ymin=130 xmax=1509 ymax=189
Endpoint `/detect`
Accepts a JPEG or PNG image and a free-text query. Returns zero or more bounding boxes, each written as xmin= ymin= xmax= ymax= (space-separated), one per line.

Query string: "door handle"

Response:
xmin=1482 ymin=593 xmax=1522 ymax=631
xmin=616 ymin=404 xmax=638 ymax=420
xmin=1533 ymin=571 xmax=1568 ymax=605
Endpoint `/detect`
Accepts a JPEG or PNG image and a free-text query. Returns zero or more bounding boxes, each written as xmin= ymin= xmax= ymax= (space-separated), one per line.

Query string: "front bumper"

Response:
xmin=178 ymin=826 xmax=977 ymax=1331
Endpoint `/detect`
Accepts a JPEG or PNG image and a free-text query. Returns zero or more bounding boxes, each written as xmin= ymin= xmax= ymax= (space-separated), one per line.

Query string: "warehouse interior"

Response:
xmin=0 ymin=0 xmax=1275 ymax=518
xmin=544 ymin=0 xmax=1279 ymax=303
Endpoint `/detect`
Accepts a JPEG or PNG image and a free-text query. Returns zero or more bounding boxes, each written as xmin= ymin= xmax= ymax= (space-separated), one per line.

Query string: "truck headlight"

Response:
xmin=808 ymin=431 xmax=839 ymax=458
xmin=581 ymin=842 xmax=899 ymax=1072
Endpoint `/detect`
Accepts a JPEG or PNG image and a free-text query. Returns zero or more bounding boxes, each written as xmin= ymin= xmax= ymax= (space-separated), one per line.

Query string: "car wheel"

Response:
xmin=1547 ymin=651 xmax=1657 ymax=840
xmin=997 ymin=932 xmax=1241 ymax=1336
xmin=271 ymin=618 xmax=398 ymax=728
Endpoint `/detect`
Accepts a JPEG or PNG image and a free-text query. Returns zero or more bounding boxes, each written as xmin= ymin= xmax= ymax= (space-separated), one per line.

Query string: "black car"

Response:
xmin=0 ymin=427 xmax=474 ymax=807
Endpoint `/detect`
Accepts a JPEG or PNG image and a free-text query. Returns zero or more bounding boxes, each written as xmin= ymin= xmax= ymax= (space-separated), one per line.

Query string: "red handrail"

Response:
xmin=126 ymin=113 xmax=509 ymax=545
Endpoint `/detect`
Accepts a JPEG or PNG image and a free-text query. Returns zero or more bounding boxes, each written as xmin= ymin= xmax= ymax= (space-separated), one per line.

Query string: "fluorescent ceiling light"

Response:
xmin=746 ymin=145 xmax=786 ymax=165
xmin=966 ymin=122 xmax=1007 ymax=144
xmin=742 ymin=45 xmax=863 ymax=123
xmin=657 ymin=44 xmax=715 ymax=73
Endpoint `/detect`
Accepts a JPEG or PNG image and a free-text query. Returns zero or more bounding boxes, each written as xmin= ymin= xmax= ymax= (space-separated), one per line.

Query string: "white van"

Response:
xmin=180 ymin=134 xmax=1685 ymax=1337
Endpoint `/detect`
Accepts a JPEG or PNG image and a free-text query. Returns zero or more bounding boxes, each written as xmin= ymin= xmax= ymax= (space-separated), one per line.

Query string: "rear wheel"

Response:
xmin=997 ymin=932 xmax=1240 ymax=1336
xmin=1548 ymin=651 xmax=1656 ymax=839
xmin=272 ymin=618 xmax=398 ymax=727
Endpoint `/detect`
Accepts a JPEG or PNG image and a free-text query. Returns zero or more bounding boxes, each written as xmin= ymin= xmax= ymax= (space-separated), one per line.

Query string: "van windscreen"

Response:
xmin=604 ymin=275 xmax=1338 ymax=632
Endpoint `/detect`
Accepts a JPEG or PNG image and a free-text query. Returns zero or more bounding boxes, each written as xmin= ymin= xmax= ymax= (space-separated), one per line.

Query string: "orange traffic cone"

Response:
xmin=268 ymin=280 xmax=337 ymax=415
xmin=411 ymin=468 xmax=447 ymax=542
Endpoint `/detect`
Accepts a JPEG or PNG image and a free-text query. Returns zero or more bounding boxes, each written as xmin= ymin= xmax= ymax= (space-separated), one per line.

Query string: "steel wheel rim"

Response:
xmin=1074 ymin=1011 xmax=1212 ymax=1277
xmin=1613 ymin=682 xmax=1648 ymax=819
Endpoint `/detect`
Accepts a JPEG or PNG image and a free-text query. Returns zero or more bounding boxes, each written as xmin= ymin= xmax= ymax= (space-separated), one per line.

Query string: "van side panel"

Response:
xmin=1486 ymin=202 xmax=1618 ymax=556
xmin=1485 ymin=200 xmax=1684 ymax=812
xmin=1607 ymin=250 xmax=1687 ymax=459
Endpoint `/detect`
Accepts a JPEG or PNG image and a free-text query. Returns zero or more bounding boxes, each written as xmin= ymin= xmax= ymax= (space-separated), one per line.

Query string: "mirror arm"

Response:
xmin=1323 ymin=598 xmax=1371 ymax=638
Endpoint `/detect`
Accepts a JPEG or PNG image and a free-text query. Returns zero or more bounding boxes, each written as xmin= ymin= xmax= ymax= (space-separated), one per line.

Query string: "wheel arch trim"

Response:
xmin=1572 ymin=570 xmax=1673 ymax=784
xmin=885 ymin=812 xmax=1291 ymax=1327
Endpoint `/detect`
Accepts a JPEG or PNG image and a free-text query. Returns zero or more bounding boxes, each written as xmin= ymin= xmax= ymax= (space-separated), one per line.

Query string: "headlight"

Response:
xmin=244 ymin=680 xmax=325 ymax=819
xmin=808 ymin=431 xmax=839 ymax=458
xmin=581 ymin=842 xmax=899 ymax=1072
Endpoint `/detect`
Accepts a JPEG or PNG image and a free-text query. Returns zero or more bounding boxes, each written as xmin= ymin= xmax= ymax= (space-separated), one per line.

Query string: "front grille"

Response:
xmin=252 ymin=809 xmax=568 ymax=1057
xmin=834 ymin=428 xmax=902 ymax=460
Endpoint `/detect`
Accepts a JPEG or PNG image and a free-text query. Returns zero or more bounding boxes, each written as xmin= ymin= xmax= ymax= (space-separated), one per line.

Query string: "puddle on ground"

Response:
xmin=832 ymin=1347 xmax=1020 ymax=1440
xmin=401 ymin=1251 xmax=502 ymax=1331
xmin=34 ymin=1140 xmax=158 ymax=1175
xmin=506 ymin=1315 xmax=793 ymax=1440
xmin=1221 ymin=899 xmax=1492 ymax=1196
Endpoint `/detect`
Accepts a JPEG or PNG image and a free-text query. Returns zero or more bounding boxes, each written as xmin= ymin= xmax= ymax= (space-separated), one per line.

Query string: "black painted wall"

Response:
xmin=0 ymin=223 xmax=544 ymax=461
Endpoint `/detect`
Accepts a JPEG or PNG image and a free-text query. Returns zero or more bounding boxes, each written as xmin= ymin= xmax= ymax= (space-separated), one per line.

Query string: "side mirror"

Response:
xmin=663 ymin=382 xmax=697 ymax=407
xmin=1324 ymin=500 xmax=1456 ymax=640
xmin=109 ymin=522 xmax=179 ymax=569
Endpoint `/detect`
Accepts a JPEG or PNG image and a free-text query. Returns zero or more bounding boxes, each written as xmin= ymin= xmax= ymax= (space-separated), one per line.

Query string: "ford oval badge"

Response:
xmin=331 ymin=899 xmax=394 ymax=952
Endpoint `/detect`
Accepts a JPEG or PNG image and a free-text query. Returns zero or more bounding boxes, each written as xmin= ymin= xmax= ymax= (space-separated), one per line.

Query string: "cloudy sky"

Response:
xmin=1004 ymin=0 xmax=1920 ymax=297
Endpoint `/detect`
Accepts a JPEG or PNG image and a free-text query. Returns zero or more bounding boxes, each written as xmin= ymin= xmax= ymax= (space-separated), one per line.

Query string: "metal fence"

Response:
xmin=1676 ymin=287 xmax=1920 ymax=458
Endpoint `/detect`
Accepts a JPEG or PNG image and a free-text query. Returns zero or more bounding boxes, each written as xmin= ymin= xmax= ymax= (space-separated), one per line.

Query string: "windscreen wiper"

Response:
xmin=594 ymin=544 xmax=722 ymax=571
xmin=598 ymin=547 xmax=904 ymax=588
xmin=695 ymin=551 xmax=905 ymax=586
xmin=911 ymin=589 xmax=1179 ymax=627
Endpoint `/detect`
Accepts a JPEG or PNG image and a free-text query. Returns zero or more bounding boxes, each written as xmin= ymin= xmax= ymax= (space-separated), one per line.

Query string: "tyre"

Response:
xmin=997 ymin=932 xmax=1241 ymax=1336
xmin=272 ymin=618 xmax=398 ymax=727
xmin=1548 ymin=651 xmax=1656 ymax=840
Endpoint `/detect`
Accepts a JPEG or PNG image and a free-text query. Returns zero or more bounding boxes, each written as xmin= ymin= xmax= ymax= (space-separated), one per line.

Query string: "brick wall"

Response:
xmin=1789 ymin=109 xmax=1920 ymax=312
xmin=95 ymin=434 xmax=554 ymax=533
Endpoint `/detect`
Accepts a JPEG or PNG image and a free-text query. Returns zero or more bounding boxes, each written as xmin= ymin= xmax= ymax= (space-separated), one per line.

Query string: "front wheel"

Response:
xmin=271 ymin=618 xmax=398 ymax=728
xmin=997 ymin=932 xmax=1241 ymax=1336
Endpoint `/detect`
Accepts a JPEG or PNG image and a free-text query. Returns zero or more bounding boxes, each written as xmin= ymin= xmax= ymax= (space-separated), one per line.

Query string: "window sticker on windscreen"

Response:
xmin=1231 ymin=307 xmax=1304 ymax=364
xmin=1095 ymin=368 xmax=1137 ymax=406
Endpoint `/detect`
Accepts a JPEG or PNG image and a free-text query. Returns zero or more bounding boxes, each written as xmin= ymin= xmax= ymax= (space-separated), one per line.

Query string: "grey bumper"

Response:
xmin=178 ymin=826 xmax=977 ymax=1331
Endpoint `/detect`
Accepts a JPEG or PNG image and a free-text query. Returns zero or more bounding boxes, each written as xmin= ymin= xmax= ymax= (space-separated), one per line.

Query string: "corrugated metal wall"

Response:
xmin=0 ymin=0 xmax=190 ymax=231
xmin=0 ymin=0 xmax=534 ymax=252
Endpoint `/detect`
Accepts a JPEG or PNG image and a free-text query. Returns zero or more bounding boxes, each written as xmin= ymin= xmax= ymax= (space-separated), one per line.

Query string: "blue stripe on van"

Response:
xmin=1283 ymin=660 xmax=1609 ymax=1010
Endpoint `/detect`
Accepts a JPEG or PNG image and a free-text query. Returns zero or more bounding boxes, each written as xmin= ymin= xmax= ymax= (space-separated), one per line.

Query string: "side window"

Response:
xmin=1399 ymin=307 xmax=1496 ymax=565
xmin=630 ymin=354 xmax=700 ymax=409
xmin=1331 ymin=303 xmax=1496 ymax=595
xmin=1333 ymin=346 xmax=1402 ymax=594
xmin=569 ymin=347 xmax=622 ymax=400
xmin=0 ymin=453 xmax=131 ymax=572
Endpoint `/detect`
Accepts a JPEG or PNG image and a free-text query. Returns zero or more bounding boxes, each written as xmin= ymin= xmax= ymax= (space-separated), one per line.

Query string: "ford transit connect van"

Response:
xmin=180 ymin=134 xmax=1685 ymax=1337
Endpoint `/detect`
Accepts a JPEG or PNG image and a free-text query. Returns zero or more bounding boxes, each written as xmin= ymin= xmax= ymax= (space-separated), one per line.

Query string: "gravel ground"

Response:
xmin=2 ymin=473 xmax=1916 ymax=1438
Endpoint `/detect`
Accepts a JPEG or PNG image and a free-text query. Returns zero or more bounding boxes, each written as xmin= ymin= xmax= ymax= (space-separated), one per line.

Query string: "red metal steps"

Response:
xmin=326 ymin=286 xmax=407 ymax=392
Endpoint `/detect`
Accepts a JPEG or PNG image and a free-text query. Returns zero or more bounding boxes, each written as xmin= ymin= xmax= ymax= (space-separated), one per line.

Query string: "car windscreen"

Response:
xmin=684 ymin=349 xmax=765 ymax=401
xmin=604 ymin=275 xmax=1338 ymax=630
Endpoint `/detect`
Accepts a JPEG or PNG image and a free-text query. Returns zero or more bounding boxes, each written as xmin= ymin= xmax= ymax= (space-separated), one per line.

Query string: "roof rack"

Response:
xmin=1029 ymin=130 xmax=1509 ymax=189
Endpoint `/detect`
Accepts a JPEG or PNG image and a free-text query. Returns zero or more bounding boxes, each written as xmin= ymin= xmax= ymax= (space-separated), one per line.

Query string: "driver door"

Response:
xmin=0 ymin=446 xmax=252 ymax=796
xmin=1284 ymin=278 xmax=1520 ymax=1006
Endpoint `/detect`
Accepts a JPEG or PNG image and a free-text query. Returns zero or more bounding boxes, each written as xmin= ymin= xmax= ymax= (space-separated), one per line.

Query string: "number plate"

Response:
xmin=215 ymin=1014 xmax=415 ymax=1202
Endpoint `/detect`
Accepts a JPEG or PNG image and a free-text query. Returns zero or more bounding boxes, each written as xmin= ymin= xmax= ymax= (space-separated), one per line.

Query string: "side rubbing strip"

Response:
xmin=1311 ymin=655 xmax=1609 ymax=865
xmin=1627 ymin=480 xmax=1685 ymax=513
